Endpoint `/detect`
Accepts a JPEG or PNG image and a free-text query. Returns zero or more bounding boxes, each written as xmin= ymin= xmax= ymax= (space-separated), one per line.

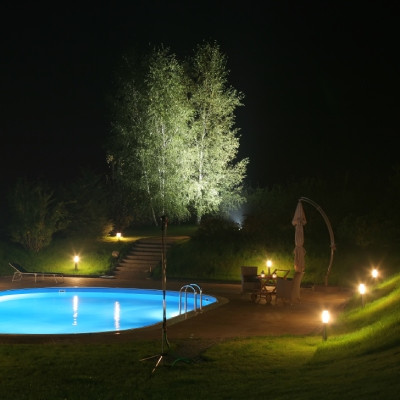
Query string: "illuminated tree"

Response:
xmin=188 ymin=41 xmax=248 ymax=223
xmin=108 ymin=42 xmax=247 ymax=225
xmin=109 ymin=47 xmax=193 ymax=225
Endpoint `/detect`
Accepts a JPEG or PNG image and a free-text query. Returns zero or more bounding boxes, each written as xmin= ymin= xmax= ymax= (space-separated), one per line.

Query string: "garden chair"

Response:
xmin=275 ymin=271 xmax=304 ymax=305
xmin=9 ymin=262 xmax=64 ymax=283
xmin=240 ymin=266 xmax=259 ymax=294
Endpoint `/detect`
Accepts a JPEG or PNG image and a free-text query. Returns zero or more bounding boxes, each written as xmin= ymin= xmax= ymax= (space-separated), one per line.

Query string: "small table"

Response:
xmin=250 ymin=274 xmax=277 ymax=304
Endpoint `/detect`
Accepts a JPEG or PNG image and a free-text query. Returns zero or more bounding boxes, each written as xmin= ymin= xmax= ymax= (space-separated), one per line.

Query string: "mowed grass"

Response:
xmin=0 ymin=274 xmax=399 ymax=399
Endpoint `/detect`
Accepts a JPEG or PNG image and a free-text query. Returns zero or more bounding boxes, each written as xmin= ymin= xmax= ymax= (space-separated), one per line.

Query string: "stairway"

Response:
xmin=113 ymin=236 xmax=189 ymax=280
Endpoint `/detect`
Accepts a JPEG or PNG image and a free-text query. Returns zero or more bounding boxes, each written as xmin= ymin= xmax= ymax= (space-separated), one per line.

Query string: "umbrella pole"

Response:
xmin=299 ymin=197 xmax=336 ymax=286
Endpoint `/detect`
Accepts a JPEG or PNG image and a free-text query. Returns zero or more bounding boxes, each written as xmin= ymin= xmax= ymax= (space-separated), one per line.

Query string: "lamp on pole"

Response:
xmin=74 ymin=255 xmax=79 ymax=271
xmin=322 ymin=310 xmax=330 ymax=341
xmin=359 ymin=283 xmax=366 ymax=307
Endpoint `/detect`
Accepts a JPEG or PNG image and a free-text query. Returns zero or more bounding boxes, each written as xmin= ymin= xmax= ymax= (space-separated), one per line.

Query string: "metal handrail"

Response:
xmin=178 ymin=284 xmax=203 ymax=318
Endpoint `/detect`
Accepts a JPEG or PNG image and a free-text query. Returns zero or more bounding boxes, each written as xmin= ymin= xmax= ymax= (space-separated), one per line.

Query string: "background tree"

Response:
xmin=7 ymin=178 xmax=68 ymax=252
xmin=59 ymin=170 xmax=112 ymax=237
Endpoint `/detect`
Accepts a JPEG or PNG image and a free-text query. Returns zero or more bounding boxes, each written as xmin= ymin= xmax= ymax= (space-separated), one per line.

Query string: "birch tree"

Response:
xmin=108 ymin=42 xmax=248 ymax=225
xmin=188 ymin=42 xmax=248 ymax=223
xmin=109 ymin=47 xmax=193 ymax=225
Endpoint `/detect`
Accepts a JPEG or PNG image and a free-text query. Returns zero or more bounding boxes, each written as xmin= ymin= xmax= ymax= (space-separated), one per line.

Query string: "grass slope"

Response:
xmin=0 ymin=274 xmax=399 ymax=399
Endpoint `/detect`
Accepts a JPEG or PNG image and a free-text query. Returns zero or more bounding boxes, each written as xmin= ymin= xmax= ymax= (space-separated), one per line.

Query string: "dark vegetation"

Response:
xmin=1 ymin=166 xmax=400 ymax=288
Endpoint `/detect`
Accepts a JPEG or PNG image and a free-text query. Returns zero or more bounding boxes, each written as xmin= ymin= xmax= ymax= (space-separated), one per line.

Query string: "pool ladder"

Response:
xmin=179 ymin=283 xmax=203 ymax=319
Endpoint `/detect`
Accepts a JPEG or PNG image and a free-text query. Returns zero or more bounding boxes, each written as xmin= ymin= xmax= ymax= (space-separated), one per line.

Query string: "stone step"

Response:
xmin=113 ymin=235 xmax=188 ymax=279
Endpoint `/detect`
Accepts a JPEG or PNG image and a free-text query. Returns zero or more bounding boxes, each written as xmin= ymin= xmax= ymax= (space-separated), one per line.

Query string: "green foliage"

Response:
xmin=187 ymin=41 xmax=248 ymax=223
xmin=108 ymin=41 xmax=248 ymax=225
xmin=7 ymin=178 xmax=68 ymax=253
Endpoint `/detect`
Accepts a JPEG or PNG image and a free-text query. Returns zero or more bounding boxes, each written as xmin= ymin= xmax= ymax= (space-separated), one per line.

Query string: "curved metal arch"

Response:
xmin=299 ymin=197 xmax=336 ymax=286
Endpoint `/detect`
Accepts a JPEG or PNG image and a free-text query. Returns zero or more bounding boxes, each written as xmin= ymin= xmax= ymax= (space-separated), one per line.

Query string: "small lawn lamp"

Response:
xmin=260 ymin=270 xmax=265 ymax=278
xmin=116 ymin=232 xmax=121 ymax=241
xmin=266 ymin=259 xmax=272 ymax=276
xmin=359 ymin=283 xmax=366 ymax=307
xmin=74 ymin=255 xmax=80 ymax=271
xmin=371 ymin=268 xmax=378 ymax=279
xmin=322 ymin=310 xmax=330 ymax=341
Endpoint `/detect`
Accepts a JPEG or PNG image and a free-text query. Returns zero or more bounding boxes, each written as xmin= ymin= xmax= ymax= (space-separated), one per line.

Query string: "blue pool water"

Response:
xmin=0 ymin=287 xmax=217 ymax=335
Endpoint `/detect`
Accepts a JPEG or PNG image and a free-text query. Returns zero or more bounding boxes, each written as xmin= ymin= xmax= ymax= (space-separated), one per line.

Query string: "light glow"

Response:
xmin=322 ymin=310 xmax=330 ymax=324
xmin=372 ymin=268 xmax=378 ymax=278
xmin=359 ymin=283 xmax=366 ymax=295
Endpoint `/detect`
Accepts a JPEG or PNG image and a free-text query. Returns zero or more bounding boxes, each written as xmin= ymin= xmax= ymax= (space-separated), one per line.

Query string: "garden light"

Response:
xmin=116 ymin=232 xmax=122 ymax=240
xmin=371 ymin=268 xmax=378 ymax=279
xmin=359 ymin=283 xmax=366 ymax=307
xmin=74 ymin=255 xmax=80 ymax=271
xmin=322 ymin=310 xmax=330 ymax=341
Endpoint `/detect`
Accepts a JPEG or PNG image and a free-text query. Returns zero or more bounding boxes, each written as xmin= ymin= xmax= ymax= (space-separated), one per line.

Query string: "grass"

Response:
xmin=0 ymin=225 xmax=197 ymax=278
xmin=0 ymin=274 xmax=400 ymax=399
xmin=0 ymin=226 xmax=400 ymax=398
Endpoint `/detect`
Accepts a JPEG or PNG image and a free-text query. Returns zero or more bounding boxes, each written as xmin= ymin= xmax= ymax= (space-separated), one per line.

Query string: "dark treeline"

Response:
xmin=1 ymin=162 xmax=400 ymax=256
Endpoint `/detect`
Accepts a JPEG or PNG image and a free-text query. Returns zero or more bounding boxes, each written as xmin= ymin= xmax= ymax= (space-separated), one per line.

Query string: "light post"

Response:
xmin=359 ymin=283 xmax=366 ymax=307
xmin=322 ymin=310 xmax=330 ymax=341
xmin=74 ymin=255 xmax=79 ymax=271
xmin=116 ymin=232 xmax=121 ymax=241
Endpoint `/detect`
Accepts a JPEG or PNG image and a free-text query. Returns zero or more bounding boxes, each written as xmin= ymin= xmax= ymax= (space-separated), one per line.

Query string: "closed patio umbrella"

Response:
xmin=292 ymin=201 xmax=306 ymax=272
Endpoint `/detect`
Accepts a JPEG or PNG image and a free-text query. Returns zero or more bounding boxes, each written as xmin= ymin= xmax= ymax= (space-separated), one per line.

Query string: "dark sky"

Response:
xmin=1 ymin=1 xmax=399 ymax=191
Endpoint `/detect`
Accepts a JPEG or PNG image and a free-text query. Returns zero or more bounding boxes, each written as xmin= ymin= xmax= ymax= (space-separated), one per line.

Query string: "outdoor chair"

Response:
xmin=240 ymin=266 xmax=259 ymax=294
xmin=9 ymin=262 xmax=64 ymax=283
xmin=275 ymin=271 xmax=304 ymax=305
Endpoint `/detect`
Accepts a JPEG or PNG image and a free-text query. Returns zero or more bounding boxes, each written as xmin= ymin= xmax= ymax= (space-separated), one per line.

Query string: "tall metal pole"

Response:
xmin=160 ymin=215 xmax=169 ymax=355
xmin=140 ymin=215 xmax=170 ymax=374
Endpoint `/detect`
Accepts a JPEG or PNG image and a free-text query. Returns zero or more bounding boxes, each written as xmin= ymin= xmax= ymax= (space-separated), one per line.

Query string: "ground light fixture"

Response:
xmin=116 ymin=232 xmax=122 ymax=241
xmin=371 ymin=268 xmax=378 ymax=279
xmin=74 ymin=255 xmax=80 ymax=271
xmin=322 ymin=310 xmax=330 ymax=341
xmin=359 ymin=283 xmax=366 ymax=307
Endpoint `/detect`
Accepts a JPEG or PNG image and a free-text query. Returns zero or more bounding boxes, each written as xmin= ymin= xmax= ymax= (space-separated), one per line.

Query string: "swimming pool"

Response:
xmin=0 ymin=287 xmax=218 ymax=335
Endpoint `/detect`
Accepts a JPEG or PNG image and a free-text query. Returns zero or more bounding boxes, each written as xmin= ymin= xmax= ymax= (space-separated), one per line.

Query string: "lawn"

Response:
xmin=0 ymin=273 xmax=399 ymax=399
xmin=0 ymin=227 xmax=399 ymax=399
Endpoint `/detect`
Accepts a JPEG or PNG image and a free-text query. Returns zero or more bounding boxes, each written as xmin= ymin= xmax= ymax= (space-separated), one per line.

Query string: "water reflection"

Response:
xmin=72 ymin=295 xmax=79 ymax=326
xmin=114 ymin=301 xmax=120 ymax=331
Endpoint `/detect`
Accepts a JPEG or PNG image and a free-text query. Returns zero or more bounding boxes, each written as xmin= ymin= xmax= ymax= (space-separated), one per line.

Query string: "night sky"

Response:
xmin=1 ymin=1 xmax=399 ymax=192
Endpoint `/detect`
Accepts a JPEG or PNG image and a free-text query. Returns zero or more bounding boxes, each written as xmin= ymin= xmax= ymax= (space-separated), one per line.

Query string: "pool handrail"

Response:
xmin=178 ymin=283 xmax=203 ymax=318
